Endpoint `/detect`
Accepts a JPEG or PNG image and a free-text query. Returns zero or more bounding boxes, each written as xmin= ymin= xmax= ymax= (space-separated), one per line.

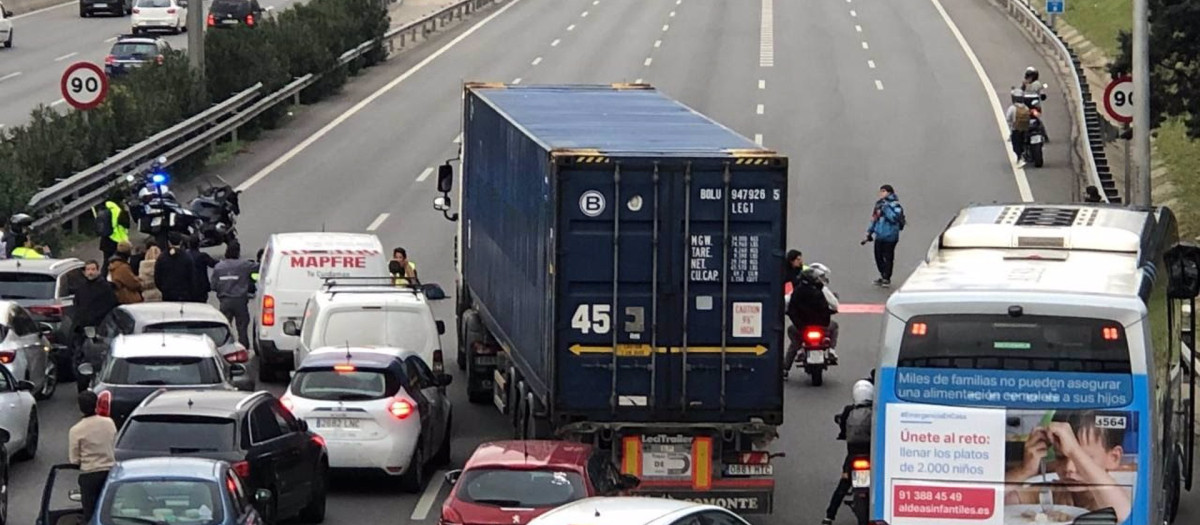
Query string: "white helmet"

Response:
xmin=852 ymin=380 xmax=874 ymax=405
xmin=808 ymin=263 xmax=831 ymax=284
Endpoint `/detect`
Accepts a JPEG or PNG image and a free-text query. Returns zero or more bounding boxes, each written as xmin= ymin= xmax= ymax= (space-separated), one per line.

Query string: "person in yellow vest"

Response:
xmin=391 ymin=247 xmax=418 ymax=286
xmin=11 ymin=235 xmax=51 ymax=259
xmin=92 ymin=199 xmax=131 ymax=278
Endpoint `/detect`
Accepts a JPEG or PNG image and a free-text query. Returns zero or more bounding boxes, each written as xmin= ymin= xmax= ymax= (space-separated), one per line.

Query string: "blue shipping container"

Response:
xmin=461 ymin=84 xmax=787 ymax=426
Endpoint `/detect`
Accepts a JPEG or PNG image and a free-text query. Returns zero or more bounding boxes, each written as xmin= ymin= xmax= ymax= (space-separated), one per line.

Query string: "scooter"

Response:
xmin=797 ymin=324 xmax=834 ymax=386
xmin=845 ymin=455 xmax=871 ymax=525
xmin=1025 ymin=105 xmax=1048 ymax=168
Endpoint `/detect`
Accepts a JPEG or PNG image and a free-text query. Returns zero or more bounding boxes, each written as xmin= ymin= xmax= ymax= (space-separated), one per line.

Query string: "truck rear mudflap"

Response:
xmin=618 ymin=432 xmax=776 ymax=514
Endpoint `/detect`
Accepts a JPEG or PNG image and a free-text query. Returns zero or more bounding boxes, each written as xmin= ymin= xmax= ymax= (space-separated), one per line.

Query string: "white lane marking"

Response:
xmin=580 ymin=10 xmax=588 ymax=17
xmin=366 ymin=213 xmax=390 ymax=231
xmin=409 ymin=470 xmax=447 ymax=521
xmin=662 ymin=24 xmax=669 ymax=31
xmin=756 ymin=104 xmax=764 ymax=115
xmin=551 ymin=38 xmax=560 ymax=47
xmin=875 ymin=79 xmax=884 ymax=90
xmin=54 ymin=52 xmax=78 ymax=62
xmin=104 ymin=36 xmax=118 ymax=43
xmin=867 ymin=59 xmax=876 ymax=69
xmin=593 ymin=0 xmax=599 ymax=4
xmin=454 ymin=132 xmax=463 ymax=143
xmin=0 ymin=72 xmax=21 ymax=83
xmin=531 ymin=56 xmax=543 ymax=66
xmin=417 ymin=167 xmax=435 ymax=182
xmin=861 ymin=41 xmax=869 ymax=49
xmin=754 ymin=133 xmax=763 ymax=146
xmin=669 ymin=10 xmax=675 ymax=16
xmin=236 ymin=0 xmax=525 ymax=192
xmin=928 ymin=0 xmax=1032 ymax=201
xmin=643 ymin=57 xmax=653 ymax=66
xmin=759 ymin=0 xmax=774 ymax=67
xmin=635 ymin=78 xmax=643 ymax=83
xmin=513 ymin=77 xmax=522 ymax=84
xmin=12 ymin=0 xmax=73 ymax=19
xmin=758 ymin=79 xmax=765 ymax=89
xmin=850 ymin=9 xmax=857 ymax=17
xmin=654 ymin=39 xmax=661 ymax=48
xmin=855 ymin=24 xmax=862 ymax=32
xmin=51 ymin=98 xmax=66 ymax=107
xmin=567 ymin=24 xmax=575 ymax=31
xmin=676 ymin=0 xmax=681 ymax=4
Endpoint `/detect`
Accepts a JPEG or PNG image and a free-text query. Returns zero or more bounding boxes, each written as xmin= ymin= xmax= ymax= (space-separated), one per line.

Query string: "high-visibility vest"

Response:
xmin=11 ymin=247 xmax=44 ymax=259
xmin=94 ymin=201 xmax=129 ymax=244
xmin=393 ymin=261 xmax=418 ymax=286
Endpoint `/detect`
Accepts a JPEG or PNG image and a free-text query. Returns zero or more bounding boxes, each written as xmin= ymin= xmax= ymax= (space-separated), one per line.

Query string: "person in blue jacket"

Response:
xmin=862 ymin=184 xmax=905 ymax=287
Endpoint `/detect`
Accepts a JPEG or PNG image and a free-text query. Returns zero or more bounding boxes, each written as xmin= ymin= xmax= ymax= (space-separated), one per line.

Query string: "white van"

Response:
xmin=253 ymin=232 xmax=388 ymax=382
xmin=282 ymin=281 xmax=447 ymax=372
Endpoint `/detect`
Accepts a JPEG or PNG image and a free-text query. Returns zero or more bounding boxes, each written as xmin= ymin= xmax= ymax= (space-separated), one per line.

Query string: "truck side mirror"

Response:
xmin=432 ymin=196 xmax=449 ymax=212
xmin=437 ymin=163 xmax=453 ymax=193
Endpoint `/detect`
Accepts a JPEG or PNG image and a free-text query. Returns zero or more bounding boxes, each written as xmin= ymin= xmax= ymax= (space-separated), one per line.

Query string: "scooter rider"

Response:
xmin=823 ymin=380 xmax=875 ymax=525
xmin=783 ymin=267 xmax=831 ymax=378
xmin=808 ymin=263 xmax=840 ymax=362
xmin=1022 ymin=66 xmax=1047 ymax=101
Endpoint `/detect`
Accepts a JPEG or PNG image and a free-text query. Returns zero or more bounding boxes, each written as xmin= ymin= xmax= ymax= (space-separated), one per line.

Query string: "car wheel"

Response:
xmin=14 ymin=410 xmax=37 ymax=462
xmin=431 ymin=415 xmax=451 ymax=466
xmin=35 ymin=361 xmax=57 ymax=401
xmin=298 ymin=461 xmax=327 ymax=523
xmin=3 ymin=30 xmax=11 ymax=49
xmin=398 ymin=442 xmax=425 ymax=493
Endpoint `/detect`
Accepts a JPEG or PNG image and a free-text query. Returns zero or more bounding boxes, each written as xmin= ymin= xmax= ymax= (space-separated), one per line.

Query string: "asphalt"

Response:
xmin=11 ymin=0 xmax=1193 ymax=525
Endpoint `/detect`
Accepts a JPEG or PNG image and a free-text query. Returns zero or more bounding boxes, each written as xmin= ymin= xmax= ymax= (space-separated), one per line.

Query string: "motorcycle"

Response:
xmin=1024 ymin=105 xmax=1047 ymax=168
xmin=846 ymin=454 xmax=871 ymax=525
xmin=123 ymin=158 xmax=240 ymax=247
xmin=797 ymin=324 xmax=834 ymax=386
xmin=187 ymin=177 xmax=241 ymax=247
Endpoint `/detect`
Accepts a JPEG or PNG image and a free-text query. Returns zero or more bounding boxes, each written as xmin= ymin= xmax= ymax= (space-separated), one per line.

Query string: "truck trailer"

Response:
xmin=432 ymin=83 xmax=788 ymax=513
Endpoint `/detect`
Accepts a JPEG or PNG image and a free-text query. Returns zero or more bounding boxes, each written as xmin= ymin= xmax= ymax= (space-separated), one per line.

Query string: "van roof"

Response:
xmin=111 ymin=333 xmax=219 ymax=358
xmin=268 ymin=232 xmax=384 ymax=254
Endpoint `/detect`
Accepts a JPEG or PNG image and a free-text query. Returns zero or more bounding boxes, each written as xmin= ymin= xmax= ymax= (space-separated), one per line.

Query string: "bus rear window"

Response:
xmin=899 ymin=315 xmax=1130 ymax=373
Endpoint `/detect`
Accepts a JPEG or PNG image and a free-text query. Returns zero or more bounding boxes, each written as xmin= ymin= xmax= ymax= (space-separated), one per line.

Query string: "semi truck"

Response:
xmin=430 ymin=83 xmax=788 ymax=513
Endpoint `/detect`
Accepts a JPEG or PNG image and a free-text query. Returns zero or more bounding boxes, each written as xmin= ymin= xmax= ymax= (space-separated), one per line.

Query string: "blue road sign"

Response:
xmin=1047 ymin=0 xmax=1065 ymax=14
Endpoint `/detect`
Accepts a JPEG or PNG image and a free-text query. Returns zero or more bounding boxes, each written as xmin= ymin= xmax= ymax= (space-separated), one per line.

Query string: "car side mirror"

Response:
xmin=438 ymin=373 xmax=453 ymax=387
xmin=296 ymin=419 xmax=309 ymax=432
xmin=282 ymin=320 xmax=300 ymax=337
xmin=435 ymin=320 xmax=445 ymax=335
xmin=1166 ymin=244 xmax=1200 ymax=299
xmin=437 ymin=163 xmax=454 ymax=193
xmin=16 ymin=380 xmax=35 ymax=392
xmin=253 ymin=489 xmax=272 ymax=503
xmin=177 ymin=0 xmax=186 ymax=6
xmin=2 ymin=10 xmax=12 ymax=17
xmin=0 ymin=429 xmax=9 ymax=444
xmin=421 ymin=283 xmax=447 ymax=300
xmin=445 ymin=470 xmax=462 ymax=485
xmin=77 ymin=363 xmax=95 ymax=377
xmin=83 ymin=326 xmax=97 ymax=339
xmin=618 ymin=473 xmax=640 ymax=490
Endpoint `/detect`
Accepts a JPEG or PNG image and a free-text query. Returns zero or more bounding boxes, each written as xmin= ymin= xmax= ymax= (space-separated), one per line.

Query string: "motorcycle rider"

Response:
xmin=808 ymin=263 xmax=840 ymax=362
xmin=823 ymin=380 xmax=875 ymax=525
xmin=1022 ymin=66 xmax=1047 ymax=100
xmin=783 ymin=267 xmax=832 ymax=378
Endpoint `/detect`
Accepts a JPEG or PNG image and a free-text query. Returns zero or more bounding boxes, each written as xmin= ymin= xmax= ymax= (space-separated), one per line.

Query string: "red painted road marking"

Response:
xmin=839 ymin=303 xmax=885 ymax=314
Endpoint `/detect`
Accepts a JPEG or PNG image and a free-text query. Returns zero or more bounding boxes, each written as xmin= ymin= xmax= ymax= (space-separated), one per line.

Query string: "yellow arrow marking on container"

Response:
xmin=568 ymin=344 xmax=768 ymax=356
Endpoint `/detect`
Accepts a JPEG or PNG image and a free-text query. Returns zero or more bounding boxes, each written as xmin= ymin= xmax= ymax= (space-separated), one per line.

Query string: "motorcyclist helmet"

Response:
xmin=1024 ymin=66 xmax=1039 ymax=81
xmin=800 ymin=267 xmax=822 ymax=285
xmin=7 ymin=213 xmax=33 ymax=236
xmin=1010 ymin=87 xmax=1025 ymax=104
xmin=852 ymin=379 xmax=874 ymax=405
xmin=808 ymin=263 xmax=831 ymax=284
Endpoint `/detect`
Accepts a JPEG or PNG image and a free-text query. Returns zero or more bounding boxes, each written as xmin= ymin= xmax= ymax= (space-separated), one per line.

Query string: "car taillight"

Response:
xmin=0 ymin=350 xmax=14 ymax=365
xmin=29 ymin=305 xmax=64 ymax=319
xmin=245 ymin=13 xmax=254 ymax=25
xmin=852 ymin=458 xmax=871 ymax=471
xmin=389 ymin=398 xmax=414 ymax=419
xmin=261 ymin=295 xmax=275 ymax=326
xmin=105 ymin=55 xmax=116 ymax=65
xmin=156 ymin=55 xmax=164 ymax=65
xmin=225 ymin=349 xmax=249 ymax=363
xmin=440 ymin=505 xmax=464 ymax=525
xmin=804 ymin=327 xmax=826 ymax=345
xmin=232 ymin=460 xmax=251 ymax=479
xmin=311 ymin=433 xmax=325 ymax=448
xmin=166 ymin=7 xmax=176 ymax=13
xmin=97 ymin=391 xmax=112 ymax=417
xmin=206 ymin=13 xmax=215 ymax=26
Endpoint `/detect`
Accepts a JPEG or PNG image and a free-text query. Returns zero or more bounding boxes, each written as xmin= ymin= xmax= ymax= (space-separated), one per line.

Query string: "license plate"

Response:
xmin=223 ymin=19 xmax=238 ymax=24
xmin=852 ymin=470 xmax=871 ymax=488
xmin=1030 ymin=135 xmax=1044 ymax=144
xmin=806 ymin=351 xmax=825 ymax=364
xmin=725 ymin=464 xmax=773 ymax=477
xmin=95 ymin=2 xmax=107 ymax=6
xmin=474 ymin=355 xmax=497 ymax=367
xmin=315 ymin=418 xmax=359 ymax=429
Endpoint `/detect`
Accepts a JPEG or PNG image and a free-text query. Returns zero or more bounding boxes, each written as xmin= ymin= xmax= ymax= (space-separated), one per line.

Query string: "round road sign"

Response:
xmin=1103 ymin=75 xmax=1134 ymax=124
xmin=60 ymin=61 xmax=109 ymax=111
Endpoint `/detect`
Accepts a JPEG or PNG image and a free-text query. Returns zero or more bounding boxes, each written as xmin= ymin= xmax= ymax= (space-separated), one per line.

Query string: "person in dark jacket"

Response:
xmin=186 ymin=236 xmax=217 ymax=303
xmin=211 ymin=243 xmax=258 ymax=348
xmin=862 ymin=184 xmax=904 ymax=287
xmin=783 ymin=268 xmax=831 ymax=377
xmin=72 ymin=260 xmax=119 ymax=350
xmin=154 ymin=233 xmax=196 ymax=303
xmin=784 ymin=249 xmax=805 ymax=287
xmin=822 ymin=380 xmax=874 ymax=525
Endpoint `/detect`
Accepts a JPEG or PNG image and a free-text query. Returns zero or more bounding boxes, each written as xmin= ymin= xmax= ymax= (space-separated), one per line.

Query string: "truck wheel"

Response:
xmin=460 ymin=310 xmax=485 ymax=372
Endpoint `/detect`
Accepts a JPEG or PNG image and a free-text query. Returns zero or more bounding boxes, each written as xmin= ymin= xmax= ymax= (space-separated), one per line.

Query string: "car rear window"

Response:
xmin=456 ymin=469 xmax=588 ymax=508
xmin=134 ymin=0 xmax=172 ymax=7
xmin=119 ymin=416 xmax=238 ymax=452
xmin=104 ymin=357 xmax=222 ymax=385
xmin=100 ymin=480 xmax=224 ymax=525
xmin=210 ymin=0 xmax=249 ymax=15
xmin=292 ymin=366 xmax=400 ymax=401
xmin=111 ymin=43 xmax=159 ymax=58
xmin=144 ymin=322 xmax=232 ymax=346
xmin=0 ymin=272 xmax=56 ymax=300
xmin=320 ymin=309 xmax=429 ymax=351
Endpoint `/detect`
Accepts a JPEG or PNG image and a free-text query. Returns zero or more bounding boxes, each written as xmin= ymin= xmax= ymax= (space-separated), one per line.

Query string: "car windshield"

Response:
xmin=103 ymin=357 xmax=222 ymax=385
xmin=292 ymin=367 xmax=399 ymax=401
xmin=134 ymin=0 xmax=172 ymax=7
xmin=319 ymin=309 xmax=429 ymax=351
xmin=111 ymin=43 xmax=159 ymax=58
xmin=100 ymin=480 xmax=223 ymax=525
xmin=143 ymin=322 xmax=233 ymax=346
xmin=456 ymin=469 xmax=588 ymax=508
xmin=118 ymin=416 xmax=237 ymax=452
xmin=0 ymin=272 xmax=56 ymax=300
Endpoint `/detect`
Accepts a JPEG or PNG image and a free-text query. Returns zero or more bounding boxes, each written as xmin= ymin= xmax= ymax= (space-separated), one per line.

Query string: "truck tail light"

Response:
xmin=432 ymin=350 xmax=444 ymax=375
xmin=97 ymin=390 xmax=112 ymax=417
xmin=166 ymin=7 xmax=176 ymax=13
xmin=389 ymin=398 xmax=414 ymax=419
xmin=0 ymin=350 xmax=14 ymax=365
xmin=156 ymin=55 xmax=164 ymax=65
xmin=132 ymin=7 xmax=140 ymax=13
xmin=739 ymin=451 xmax=770 ymax=464
xmin=261 ymin=295 xmax=275 ymax=326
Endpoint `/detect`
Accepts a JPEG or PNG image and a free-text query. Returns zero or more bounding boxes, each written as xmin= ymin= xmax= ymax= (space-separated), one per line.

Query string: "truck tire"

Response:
xmin=460 ymin=310 xmax=485 ymax=372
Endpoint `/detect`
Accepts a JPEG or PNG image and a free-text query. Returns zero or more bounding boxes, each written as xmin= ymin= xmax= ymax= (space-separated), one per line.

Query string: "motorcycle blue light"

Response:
xmin=151 ymin=173 xmax=168 ymax=184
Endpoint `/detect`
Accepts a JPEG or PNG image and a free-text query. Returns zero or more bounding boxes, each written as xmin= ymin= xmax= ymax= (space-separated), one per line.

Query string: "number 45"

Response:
xmin=571 ymin=304 xmax=611 ymax=334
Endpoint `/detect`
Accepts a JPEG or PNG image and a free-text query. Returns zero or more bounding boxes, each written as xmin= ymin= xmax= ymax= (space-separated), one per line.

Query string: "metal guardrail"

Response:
xmin=28 ymin=0 xmax=503 ymax=231
xmin=999 ymin=0 xmax=1118 ymax=203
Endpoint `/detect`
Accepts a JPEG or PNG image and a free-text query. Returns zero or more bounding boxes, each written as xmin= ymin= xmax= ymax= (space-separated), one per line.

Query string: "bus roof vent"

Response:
xmin=941 ymin=204 xmax=1147 ymax=253
xmin=1013 ymin=207 xmax=1079 ymax=227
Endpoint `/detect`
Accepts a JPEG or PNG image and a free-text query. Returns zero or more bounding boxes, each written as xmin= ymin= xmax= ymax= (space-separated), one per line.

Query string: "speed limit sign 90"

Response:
xmin=60 ymin=62 xmax=109 ymax=111
xmin=1103 ymin=75 xmax=1134 ymax=124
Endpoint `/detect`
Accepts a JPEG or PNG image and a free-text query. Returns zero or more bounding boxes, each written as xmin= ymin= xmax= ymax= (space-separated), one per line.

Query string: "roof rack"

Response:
xmin=319 ymin=276 xmax=426 ymax=297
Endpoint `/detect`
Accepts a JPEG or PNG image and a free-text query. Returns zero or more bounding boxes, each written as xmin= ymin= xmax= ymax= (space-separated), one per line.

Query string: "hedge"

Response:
xmin=0 ymin=0 xmax=390 ymax=241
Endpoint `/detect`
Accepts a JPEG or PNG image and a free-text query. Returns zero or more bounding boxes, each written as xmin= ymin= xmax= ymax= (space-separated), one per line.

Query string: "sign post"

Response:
xmin=1103 ymin=76 xmax=1134 ymax=205
xmin=60 ymin=61 xmax=109 ymax=119
xmin=1046 ymin=0 xmax=1064 ymax=26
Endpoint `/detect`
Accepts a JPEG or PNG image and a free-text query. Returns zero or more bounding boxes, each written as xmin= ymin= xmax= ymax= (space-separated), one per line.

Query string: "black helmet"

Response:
xmin=8 ymin=213 xmax=33 ymax=236
xmin=1024 ymin=66 xmax=1039 ymax=81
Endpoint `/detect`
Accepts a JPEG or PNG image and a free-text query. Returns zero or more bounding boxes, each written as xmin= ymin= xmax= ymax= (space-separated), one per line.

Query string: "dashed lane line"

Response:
xmin=0 ymin=72 xmax=21 ymax=83
xmin=532 ymin=56 xmax=543 ymax=66
xmin=409 ymin=470 xmax=447 ymax=521
xmin=875 ymin=80 xmax=884 ymax=90
xmin=416 ymin=167 xmax=435 ymax=182
xmin=868 ymin=60 xmax=876 ymax=69
xmin=759 ymin=0 xmax=774 ymax=67
xmin=54 ymin=52 xmax=78 ymax=62
xmin=366 ymin=213 xmax=390 ymax=231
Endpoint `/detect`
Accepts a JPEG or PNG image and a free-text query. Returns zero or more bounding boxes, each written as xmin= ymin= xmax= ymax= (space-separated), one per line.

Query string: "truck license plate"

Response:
xmin=725 ymin=464 xmax=773 ymax=476
xmin=474 ymin=356 xmax=497 ymax=367
xmin=852 ymin=470 xmax=870 ymax=488
xmin=316 ymin=418 xmax=359 ymax=429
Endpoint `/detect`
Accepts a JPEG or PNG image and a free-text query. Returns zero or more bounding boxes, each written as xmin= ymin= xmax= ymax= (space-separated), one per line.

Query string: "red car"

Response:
xmin=440 ymin=440 xmax=639 ymax=525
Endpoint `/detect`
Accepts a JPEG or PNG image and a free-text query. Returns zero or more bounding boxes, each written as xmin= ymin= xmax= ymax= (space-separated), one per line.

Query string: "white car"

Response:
xmin=131 ymin=0 xmax=186 ymax=34
xmin=529 ymin=497 xmax=751 ymax=525
xmin=0 ymin=357 xmax=39 ymax=463
xmin=0 ymin=301 xmax=57 ymax=400
xmin=282 ymin=346 xmax=452 ymax=492
xmin=0 ymin=2 xmax=13 ymax=48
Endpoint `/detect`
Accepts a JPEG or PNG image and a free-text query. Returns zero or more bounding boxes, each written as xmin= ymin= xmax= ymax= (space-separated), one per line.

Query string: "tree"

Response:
xmin=1111 ymin=0 xmax=1200 ymax=138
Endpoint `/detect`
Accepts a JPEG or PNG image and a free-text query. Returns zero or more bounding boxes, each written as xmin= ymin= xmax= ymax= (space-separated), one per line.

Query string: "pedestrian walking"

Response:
xmin=861 ymin=184 xmax=905 ymax=288
xmin=211 ymin=243 xmax=258 ymax=348
xmin=154 ymin=233 xmax=197 ymax=303
xmin=108 ymin=241 xmax=143 ymax=305
xmin=138 ymin=245 xmax=163 ymax=302
xmin=69 ymin=390 xmax=117 ymax=523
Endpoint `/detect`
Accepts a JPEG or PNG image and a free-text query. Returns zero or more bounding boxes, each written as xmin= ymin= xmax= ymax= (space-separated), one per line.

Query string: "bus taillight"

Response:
xmin=1103 ymin=326 xmax=1120 ymax=340
xmin=910 ymin=322 xmax=928 ymax=336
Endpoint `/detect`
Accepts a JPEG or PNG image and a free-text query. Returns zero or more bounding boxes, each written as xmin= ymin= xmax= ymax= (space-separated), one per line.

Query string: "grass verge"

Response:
xmin=1061 ymin=0 xmax=1129 ymax=56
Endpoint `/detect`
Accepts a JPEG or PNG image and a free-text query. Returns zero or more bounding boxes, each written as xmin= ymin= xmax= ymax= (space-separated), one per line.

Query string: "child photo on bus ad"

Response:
xmin=1003 ymin=410 xmax=1135 ymax=524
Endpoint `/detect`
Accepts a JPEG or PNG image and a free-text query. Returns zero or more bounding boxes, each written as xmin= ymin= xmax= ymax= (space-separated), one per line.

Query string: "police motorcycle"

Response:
xmin=1024 ymin=91 xmax=1049 ymax=168
xmin=124 ymin=157 xmax=240 ymax=247
xmin=189 ymin=176 xmax=240 ymax=247
xmin=783 ymin=263 xmax=839 ymax=386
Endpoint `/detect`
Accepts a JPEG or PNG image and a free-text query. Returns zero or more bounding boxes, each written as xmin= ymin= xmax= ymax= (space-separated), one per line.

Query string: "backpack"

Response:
xmin=94 ymin=207 xmax=113 ymax=237
xmin=892 ymin=202 xmax=906 ymax=231
xmin=1013 ymin=104 xmax=1031 ymax=131
xmin=844 ymin=405 xmax=873 ymax=446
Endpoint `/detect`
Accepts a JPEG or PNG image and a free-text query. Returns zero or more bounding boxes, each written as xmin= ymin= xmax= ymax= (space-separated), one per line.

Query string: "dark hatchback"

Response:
xmin=115 ymin=390 xmax=329 ymax=524
xmin=207 ymin=0 xmax=267 ymax=29
xmin=104 ymin=35 xmax=171 ymax=77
